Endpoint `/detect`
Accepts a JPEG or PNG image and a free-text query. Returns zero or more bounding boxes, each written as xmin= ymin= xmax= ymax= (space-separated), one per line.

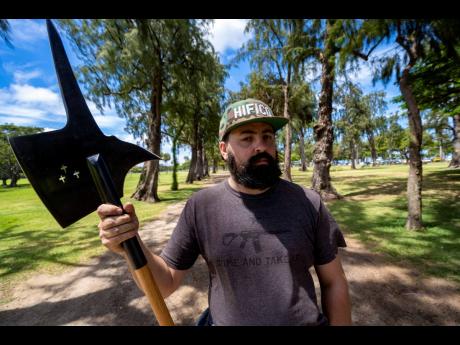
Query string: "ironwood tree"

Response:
xmin=58 ymin=19 xmax=218 ymax=201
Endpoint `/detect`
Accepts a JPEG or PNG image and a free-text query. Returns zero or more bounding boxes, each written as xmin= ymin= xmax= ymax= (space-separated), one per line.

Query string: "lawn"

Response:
xmin=292 ymin=162 xmax=460 ymax=283
xmin=0 ymin=170 xmax=205 ymax=300
xmin=1 ymin=162 xmax=459 ymax=303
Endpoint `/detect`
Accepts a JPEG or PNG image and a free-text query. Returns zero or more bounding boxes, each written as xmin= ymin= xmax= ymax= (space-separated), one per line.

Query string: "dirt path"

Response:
xmin=1 ymin=175 xmax=459 ymax=325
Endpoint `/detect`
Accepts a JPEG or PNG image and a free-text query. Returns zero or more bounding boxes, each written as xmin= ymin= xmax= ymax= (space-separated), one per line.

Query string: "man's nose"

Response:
xmin=254 ymin=136 xmax=268 ymax=153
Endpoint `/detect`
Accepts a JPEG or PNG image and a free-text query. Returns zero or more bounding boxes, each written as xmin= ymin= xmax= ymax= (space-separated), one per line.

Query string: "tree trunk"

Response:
xmin=194 ymin=135 xmax=203 ymax=181
xmin=186 ymin=114 xmax=199 ymax=184
xmin=367 ymin=128 xmax=377 ymax=166
xmin=282 ymin=84 xmax=292 ymax=181
xmin=2 ymin=178 xmax=7 ymax=187
xmin=171 ymin=136 xmax=179 ymax=191
xmin=186 ymin=145 xmax=197 ymax=184
xmin=9 ymin=175 xmax=18 ymax=187
xmin=299 ymin=128 xmax=307 ymax=171
xmin=400 ymin=69 xmax=423 ymax=231
xmin=132 ymin=74 xmax=162 ymax=202
xmin=350 ymin=139 xmax=357 ymax=169
xmin=448 ymin=114 xmax=460 ymax=168
xmin=311 ymin=26 xmax=340 ymax=200
xmin=203 ymin=147 xmax=209 ymax=178
xmin=212 ymin=158 xmax=218 ymax=174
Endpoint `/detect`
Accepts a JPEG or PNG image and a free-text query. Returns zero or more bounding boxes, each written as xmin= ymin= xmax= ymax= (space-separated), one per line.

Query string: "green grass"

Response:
xmin=292 ymin=162 xmax=460 ymax=283
xmin=0 ymin=171 xmax=205 ymax=301
xmin=1 ymin=162 xmax=459 ymax=303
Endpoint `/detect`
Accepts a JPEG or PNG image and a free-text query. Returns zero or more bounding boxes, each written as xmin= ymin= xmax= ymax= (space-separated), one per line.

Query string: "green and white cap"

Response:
xmin=219 ymin=98 xmax=288 ymax=141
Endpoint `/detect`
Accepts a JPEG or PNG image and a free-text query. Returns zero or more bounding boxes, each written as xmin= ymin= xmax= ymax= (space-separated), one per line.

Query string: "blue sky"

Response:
xmin=0 ymin=19 xmax=401 ymax=163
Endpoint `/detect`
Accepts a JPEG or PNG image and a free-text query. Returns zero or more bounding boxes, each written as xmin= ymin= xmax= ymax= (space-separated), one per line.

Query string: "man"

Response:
xmin=97 ymin=98 xmax=352 ymax=326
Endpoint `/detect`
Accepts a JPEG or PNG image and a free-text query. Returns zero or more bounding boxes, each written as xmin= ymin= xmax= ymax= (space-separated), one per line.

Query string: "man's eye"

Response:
xmin=242 ymin=137 xmax=252 ymax=142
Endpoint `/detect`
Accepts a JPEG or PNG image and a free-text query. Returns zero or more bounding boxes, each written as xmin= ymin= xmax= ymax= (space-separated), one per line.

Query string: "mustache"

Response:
xmin=247 ymin=152 xmax=277 ymax=166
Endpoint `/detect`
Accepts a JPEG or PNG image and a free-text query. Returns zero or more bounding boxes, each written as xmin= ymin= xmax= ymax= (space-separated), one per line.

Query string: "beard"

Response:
xmin=227 ymin=150 xmax=282 ymax=190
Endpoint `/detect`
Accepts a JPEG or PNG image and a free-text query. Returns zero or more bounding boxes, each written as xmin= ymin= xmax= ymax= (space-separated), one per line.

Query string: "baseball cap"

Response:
xmin=219 ymin=98 xmax=289 ymax=141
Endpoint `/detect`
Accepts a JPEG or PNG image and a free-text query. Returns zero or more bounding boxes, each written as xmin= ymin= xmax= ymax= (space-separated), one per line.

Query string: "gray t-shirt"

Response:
xmin=160 ymin=178 xmax=346 ymax=326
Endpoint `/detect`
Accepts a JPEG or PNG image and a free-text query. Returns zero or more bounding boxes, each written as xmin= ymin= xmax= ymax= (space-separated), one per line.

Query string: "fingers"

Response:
xmin=99 ymin=227 xmax=138 ymax=253
xmin=123 ymin=202 xmax=136 ymax=216
xmin=100 ymin=220 xmax=136 ymax=239
xmin=96 ymin=202 xmax=139 ymax=254
xmin=97 ymin=203 xmax=123 ymax=219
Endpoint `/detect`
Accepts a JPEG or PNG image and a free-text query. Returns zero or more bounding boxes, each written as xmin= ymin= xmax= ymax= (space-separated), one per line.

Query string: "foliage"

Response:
xmin=0 ymin=124 xmax=44 ymax=187
xmin=0 ymin=19 xmax=12 ymax=47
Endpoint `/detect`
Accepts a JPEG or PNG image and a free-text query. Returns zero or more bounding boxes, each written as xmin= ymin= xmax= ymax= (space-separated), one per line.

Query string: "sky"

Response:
xmin=0 ymin=19 xmax=401 ymax=164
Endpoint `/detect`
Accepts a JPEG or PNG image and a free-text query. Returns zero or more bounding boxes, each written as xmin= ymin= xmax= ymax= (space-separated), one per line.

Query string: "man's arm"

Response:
xmin=97 ymin=202 xmax=187 ymax=299
xmin=314 ymin=254 xmax=352 ymax=325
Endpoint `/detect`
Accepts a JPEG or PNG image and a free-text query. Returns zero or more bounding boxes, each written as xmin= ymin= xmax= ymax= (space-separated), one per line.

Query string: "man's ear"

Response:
xmin=219 ymin=141 xmax=228 ymax=161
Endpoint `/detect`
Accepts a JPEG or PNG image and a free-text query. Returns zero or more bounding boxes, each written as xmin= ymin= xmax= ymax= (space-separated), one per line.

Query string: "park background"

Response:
xmin=0 ymin=19 xmax=459 ymax=325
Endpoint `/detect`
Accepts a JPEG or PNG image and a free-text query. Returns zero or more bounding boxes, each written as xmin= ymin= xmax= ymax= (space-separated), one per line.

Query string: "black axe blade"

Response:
xmin=8 ymin=19 xmax=160 ymax=228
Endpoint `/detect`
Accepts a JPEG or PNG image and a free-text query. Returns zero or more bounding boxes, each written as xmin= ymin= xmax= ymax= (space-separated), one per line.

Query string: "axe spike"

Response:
xmin=46 ymin=19 xmax=101 ymax=133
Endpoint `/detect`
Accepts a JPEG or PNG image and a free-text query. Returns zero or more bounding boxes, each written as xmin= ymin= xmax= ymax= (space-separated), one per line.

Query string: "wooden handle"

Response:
xmin=134 ymin=265 xmax=175 ymax=326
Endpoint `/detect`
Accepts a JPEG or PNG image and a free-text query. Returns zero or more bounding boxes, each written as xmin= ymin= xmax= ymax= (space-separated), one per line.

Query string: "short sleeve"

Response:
xmin=159 ymin=198 xmax=200 ymax=270
xmin=313 ymin=199 xmax=347 ymax=266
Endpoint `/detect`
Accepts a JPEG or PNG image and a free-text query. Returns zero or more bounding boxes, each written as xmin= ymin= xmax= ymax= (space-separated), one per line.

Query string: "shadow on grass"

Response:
xmin=0 ymin=223 xmax=102 ymax=280
xmin=159 ymin=187 xmax=203 ymax=203
xmin=340 ymin=175 xmax=407 ymax=198
xmin=0 ymin=183 xmax=31 ymax=192
xmin=0 ymin=234 xmax=208 ymax=325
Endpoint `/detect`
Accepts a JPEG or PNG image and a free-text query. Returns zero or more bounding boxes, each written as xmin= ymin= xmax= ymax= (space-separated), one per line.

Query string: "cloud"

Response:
xmin=0 ymin=77 xmax=134 ymax=135
xmin=93 ymin=114 xmax=126 ymax=131
xmin=0 ymin=114 xmax=45 ymax=126
xmin=10 ymin=84 xmax=60 ymax=104
xmin=9 ymin=19 xmax=47 ymax=45
xmin=0 ymin=83 xmax=66 ymax=126
xmin=208 ymin=19 xmax=250 ymax=54
xmin=13 ymin=69 xmax=43 ymax=83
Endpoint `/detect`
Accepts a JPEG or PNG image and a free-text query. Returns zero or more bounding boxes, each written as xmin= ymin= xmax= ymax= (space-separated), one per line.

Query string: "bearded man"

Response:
xmin=96 ymin=98 xmax=352 ymax=326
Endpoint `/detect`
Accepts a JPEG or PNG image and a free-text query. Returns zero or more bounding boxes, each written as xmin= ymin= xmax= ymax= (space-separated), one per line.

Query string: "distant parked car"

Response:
xmin=432 ymin=156 xmax=442 ymax=162
xmin=422 ymin=158 xmax=431 ymax=164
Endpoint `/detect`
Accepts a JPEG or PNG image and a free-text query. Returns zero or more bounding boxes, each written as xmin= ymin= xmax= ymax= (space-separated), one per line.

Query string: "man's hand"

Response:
xmin=97 ymin=202 xmax=139 ymax=255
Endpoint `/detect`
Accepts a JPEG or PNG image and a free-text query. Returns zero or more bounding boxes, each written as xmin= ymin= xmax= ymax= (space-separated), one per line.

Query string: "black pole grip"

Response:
xmin=87 ymin=153 xmax=147 ymax=269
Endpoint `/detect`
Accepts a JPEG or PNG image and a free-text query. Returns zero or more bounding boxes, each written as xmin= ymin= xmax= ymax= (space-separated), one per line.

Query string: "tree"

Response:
xmin=237 ymin=19 xmax=298 ymax=181
xmin=162 ymin=108 xmax=186 ymax=191
xmin=180 ymin=52 xmax=226 ymax=184
xmin=334 ymin=81 xmax=364 ymax=169
xmin=404 ymin=40 xmax=460 ymax=167
xmin=58 ymin=19 xmax=215 ymax=202
xmin=0 ymin=19 xmax=12 ymax=47
xmin=289 ymin=82 xmax=316 ymax=171
xmin=0 ymin=124 xmax=44 ymax=187
xmin=286 ymin=20 xmax=380 ymax=199
xmin=422 ymin=110 xmax=452 ymax=160
xmin=354 ymin=19 xmax=459 ymax=230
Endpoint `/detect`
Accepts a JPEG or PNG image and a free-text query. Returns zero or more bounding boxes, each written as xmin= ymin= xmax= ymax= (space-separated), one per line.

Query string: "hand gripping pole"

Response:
xmin=87 ymin=154 xmax=174 ymax=326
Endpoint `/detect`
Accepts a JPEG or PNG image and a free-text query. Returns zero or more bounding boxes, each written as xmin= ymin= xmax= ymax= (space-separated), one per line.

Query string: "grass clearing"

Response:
xmin=292 ymin=162 xmax=460 ymax=283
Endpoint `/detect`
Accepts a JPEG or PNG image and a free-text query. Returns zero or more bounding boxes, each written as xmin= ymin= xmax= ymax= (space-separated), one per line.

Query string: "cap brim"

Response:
xmin=221 ymin=116 xmax=289 ymax=140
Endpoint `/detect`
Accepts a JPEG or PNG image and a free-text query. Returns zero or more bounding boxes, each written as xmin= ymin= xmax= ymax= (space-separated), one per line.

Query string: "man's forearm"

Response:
xmin=321 ymin=280 xmax=352 ymax=325
xmin=123 ymin=235 xmax=176 ymax=298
